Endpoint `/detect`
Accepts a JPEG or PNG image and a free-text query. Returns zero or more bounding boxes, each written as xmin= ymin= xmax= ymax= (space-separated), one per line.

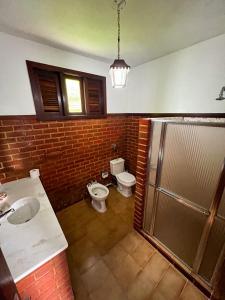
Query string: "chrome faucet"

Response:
xmin=0 ymin=208 xmax=15 ymax=219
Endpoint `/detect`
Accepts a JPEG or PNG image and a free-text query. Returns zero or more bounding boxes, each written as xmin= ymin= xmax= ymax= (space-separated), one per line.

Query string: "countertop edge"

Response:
xmin=1 ymin=177 xmax=69 ymax=283
xmin=14 ymin=242 xmax=68 ymax=283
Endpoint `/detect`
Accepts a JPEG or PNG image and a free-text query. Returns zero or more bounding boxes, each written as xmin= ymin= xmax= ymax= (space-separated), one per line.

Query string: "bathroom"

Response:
xmin=0 ymin=1 xmax=225 ymax=300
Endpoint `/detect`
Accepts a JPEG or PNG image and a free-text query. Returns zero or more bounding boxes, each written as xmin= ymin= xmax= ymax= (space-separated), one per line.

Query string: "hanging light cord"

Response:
xmin=117 ymin=5 xmax=121 ymax=59
xmin=114 ymin=0 xmax=126 ymax=60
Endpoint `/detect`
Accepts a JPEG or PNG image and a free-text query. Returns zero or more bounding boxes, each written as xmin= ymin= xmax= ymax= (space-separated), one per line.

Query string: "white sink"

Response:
xmin=7 ymin=197 xmax=40 ymax=225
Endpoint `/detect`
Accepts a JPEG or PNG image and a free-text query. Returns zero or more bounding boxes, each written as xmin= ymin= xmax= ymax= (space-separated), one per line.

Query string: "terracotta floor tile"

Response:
xmin=89 ymin=274 xmax=127 ymax=300
xmin=57 ymin=213 xmax=77 ymax=234
xmin=111 ymin=199 xmax=130 ymax=214
xmin=86 ymin=218 xmax=111 ymax=243
xmin=81 ymin=260 xmax=114 ymax=293
xmin=141 ymin=252 xmax=170 ymax=284
xmin=96 ymin=210 xmax=117 ymax=224
xmin=57 ymin=209 xmax=71 ymax=221
xmin=58 ymin=187 xmax=207 ymax=300
xmin=131 ymin=237 xmax=155 ymax=268
xmin=74 ymin=209 xmax=97 ymax=227
xmin=69 ymin=237 xmax=101 ymax=273
xmin=65 ymin=223 xmax=87 ymax=245
xmin=150 ymin=266 xmax=186 ymax=300
xmin=103 ymin=244 xmax=128 ymax=271
xmin=68 ymin=267 xmax=83 ymax=293
xmin=119 ymin=230 xmax=143 ymax=254
xmin=179 ymin=283 xmax=208 ymax=300
xmin=93 ymin=232 xmax=120 ymax=255
xmin=111 ymin=222 xmax=131 ymax=242
xmin=106 ymin=250 xmax=142 ymax=290
xmin=127 ymin=267 xmax=156 ymax=300
xmin=102 ymin=214 xmax=127 ymax=231
xmin=119 ymin=212 xmax=134 ymax=227
xmin=75 ymin=285 xmax=91 ymax=300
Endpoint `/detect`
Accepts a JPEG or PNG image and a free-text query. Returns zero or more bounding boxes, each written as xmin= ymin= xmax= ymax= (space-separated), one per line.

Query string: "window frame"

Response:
xmin=61 ymin=74 xmax=85 ymax=116
xmin=26 ymin=60 xmax=107 ymax=120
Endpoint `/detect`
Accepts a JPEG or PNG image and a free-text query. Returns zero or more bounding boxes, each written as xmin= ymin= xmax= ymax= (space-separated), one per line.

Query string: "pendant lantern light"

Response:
xmin=110 ymin=0 xmax=130 ymax=88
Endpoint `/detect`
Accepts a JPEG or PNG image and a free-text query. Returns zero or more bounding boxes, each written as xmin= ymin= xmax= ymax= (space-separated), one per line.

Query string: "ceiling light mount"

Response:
xmin=110 ymin=0 xmax=130 ymax=88
xmin=112 ymin=0 xmax=127 ymax=11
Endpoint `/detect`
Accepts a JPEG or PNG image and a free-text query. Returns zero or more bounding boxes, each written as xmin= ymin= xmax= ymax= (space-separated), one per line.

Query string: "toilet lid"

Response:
xmin=117 ymin=172 xmax=136 ymax=184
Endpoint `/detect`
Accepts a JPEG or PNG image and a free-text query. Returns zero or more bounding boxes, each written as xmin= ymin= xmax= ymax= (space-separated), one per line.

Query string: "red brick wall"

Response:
xmin=133 ymin=119 xmax=151 ymax=230
xmin=125 ymin=116 xmax=139 ymax=175
xmin=16 ymin=251 xmax=74 ymax=300
xmin=0 ymin=115 xmax=139 ymax=211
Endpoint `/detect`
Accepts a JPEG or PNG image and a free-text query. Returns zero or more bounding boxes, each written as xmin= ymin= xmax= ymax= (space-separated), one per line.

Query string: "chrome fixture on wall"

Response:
xmin=216 ymin=86 xmax=225 ymax=100
xmin=110 ymin=0 xmax=130 ymax=88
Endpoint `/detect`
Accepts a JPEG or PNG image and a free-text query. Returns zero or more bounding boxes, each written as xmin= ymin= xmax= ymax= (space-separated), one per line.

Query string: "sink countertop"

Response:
xmin=0 ymin=177 xmax=68 ymax=283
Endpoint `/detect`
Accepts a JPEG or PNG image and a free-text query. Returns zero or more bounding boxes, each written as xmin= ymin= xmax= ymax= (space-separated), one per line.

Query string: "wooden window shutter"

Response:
xmin=27 ymin=61 xmax=107 ymax=120
xmin=31 ymin=68 xmax=64 ymax=119
xmin=85 ymin=78 xmax=106 ymax=115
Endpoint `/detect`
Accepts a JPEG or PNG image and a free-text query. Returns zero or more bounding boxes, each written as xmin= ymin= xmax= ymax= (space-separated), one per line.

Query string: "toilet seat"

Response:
xmin=116 ymin=172 xmax=136 ymax=186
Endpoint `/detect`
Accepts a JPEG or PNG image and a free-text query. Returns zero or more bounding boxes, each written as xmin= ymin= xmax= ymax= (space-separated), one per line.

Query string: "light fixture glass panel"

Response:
xmin=110 ymin=67 xmax=129 ymax=88
xmin=65 ymin=78 xmax=82 ymax=113
xmin=109 ymin=1 xmax=130 ymax=88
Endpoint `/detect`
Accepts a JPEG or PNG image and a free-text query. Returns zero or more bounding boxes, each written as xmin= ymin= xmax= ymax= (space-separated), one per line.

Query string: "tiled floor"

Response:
xmin=57 ymin=186 xmax=207 ymax=300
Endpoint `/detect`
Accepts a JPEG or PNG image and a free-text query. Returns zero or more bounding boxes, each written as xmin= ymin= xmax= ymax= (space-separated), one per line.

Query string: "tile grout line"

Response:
xmin=178 ymin=279 xmax=188 ymax=300
xmin=125 ymin=247 xmax=157 ymax=292
xmin=148 ymin=249 xmax=188 ymax=300
xmin=147 ymin=261 xmax=171 ymax=299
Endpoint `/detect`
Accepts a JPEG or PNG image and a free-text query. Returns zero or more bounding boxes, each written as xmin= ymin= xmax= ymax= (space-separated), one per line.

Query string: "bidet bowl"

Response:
xmin=7 ymin=196 xmax=40 ymax=225
xmin=87 ymin=182 xmax=109 ymax=213
xmin=90 ymin=185 xmax=109 ymax=201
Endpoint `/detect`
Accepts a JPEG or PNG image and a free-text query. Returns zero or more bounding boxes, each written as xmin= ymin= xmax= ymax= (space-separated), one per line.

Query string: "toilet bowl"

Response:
xmin=110 ymin=158 xmax=136 ymax=198
xmin=87 ymin=182 xmax=109 ymax=213
xmin=116 ymin=171 xmax=136 ymax=197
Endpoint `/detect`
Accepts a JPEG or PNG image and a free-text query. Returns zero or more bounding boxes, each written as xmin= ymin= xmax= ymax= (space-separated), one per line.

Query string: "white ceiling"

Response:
xmin=0 ymin=0 xmax=225 ymax=66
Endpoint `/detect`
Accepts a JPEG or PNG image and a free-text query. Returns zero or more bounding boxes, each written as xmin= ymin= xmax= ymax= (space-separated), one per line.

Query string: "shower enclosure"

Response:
xmin=143 ymin=120 xmax=225 ymax=292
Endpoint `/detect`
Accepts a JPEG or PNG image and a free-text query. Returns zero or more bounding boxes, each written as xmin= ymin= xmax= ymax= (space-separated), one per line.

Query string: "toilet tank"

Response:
xmin=110 ymin=158 xmax=125 ymax=175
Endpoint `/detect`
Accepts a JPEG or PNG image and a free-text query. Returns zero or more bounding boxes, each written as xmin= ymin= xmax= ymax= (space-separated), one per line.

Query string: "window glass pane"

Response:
xmin=65 ymin=78 xmax=82 ymax=113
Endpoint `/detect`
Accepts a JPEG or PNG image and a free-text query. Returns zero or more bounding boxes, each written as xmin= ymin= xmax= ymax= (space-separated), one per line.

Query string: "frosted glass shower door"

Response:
xmin=143 ymin=121 xmax=225 ymax=284
xmin=159 ymin=124 xmax=225 ymax=210
xmin=199 ymin=188 xmax=225 ymax=283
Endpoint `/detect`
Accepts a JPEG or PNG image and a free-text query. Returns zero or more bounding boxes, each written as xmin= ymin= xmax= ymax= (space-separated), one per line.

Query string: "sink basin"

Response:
xmin=7 ymin=197 xmax=40 ymax=225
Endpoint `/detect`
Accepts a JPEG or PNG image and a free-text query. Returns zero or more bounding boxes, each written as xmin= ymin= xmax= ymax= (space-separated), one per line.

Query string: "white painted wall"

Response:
xmin=0 ymin=32 xmax=225 ymax=115
xmin=0 ymin=32 xmax=127 ymax=115
xmin=125 ymin=34 xmax=225 ymax=113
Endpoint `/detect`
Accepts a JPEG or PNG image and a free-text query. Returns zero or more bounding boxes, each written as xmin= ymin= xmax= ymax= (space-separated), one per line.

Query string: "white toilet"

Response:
xmin=87 ymin=181 xmax=109 ymax=213
xmin=110 ymin=158 xmax=136 ymax=197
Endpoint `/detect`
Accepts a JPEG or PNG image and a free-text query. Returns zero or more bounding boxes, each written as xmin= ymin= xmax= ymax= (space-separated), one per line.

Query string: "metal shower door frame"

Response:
xmin=144 ymin=120 xmax=225 ymax=289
